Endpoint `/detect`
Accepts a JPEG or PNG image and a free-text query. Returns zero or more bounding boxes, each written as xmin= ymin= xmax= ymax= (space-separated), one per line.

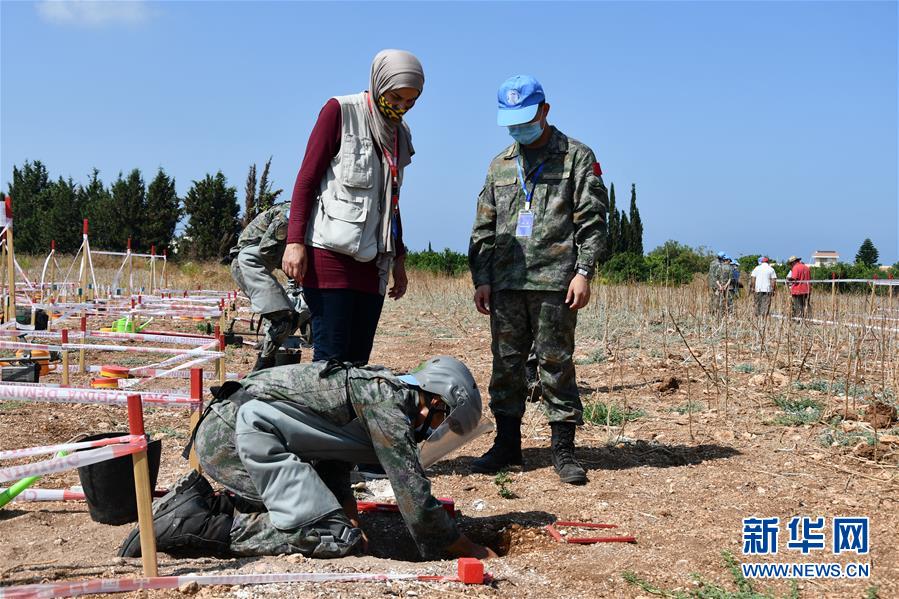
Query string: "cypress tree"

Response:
xmin=110 ymin=169 xmax=146 ymax=249
xmin=619 ymin=212 xmax=631 ymax=255
xmin=143 ymin=169 xmax=181 ymax=252
xmin=243 ymin=163 xmax=257 ymax=227
xmin=182 ymin=172 xmax=240 ymax=260
xmin=606 ymin=183 xmax=619 ymax=259
xmin=44 ymin=177 xmax=82 ymax=252
xmin=256 ymin=157 xmax=283 ymax=213
xmin=7 ymin=160 xmax=51 ymax=252
xmin=628 ymin=183 xmax=643 ymax=255
xmin=80 ymin=169 xmax=119 ymax=250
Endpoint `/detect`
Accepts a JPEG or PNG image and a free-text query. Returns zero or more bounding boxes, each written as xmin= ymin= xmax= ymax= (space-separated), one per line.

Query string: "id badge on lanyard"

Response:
xmin=515 ymin=157 xmax=544 ymax=238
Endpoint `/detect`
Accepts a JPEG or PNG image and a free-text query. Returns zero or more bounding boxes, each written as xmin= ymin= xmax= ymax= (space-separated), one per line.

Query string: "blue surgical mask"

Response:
xmin=508 ymin=121 xmax=544 ymax=145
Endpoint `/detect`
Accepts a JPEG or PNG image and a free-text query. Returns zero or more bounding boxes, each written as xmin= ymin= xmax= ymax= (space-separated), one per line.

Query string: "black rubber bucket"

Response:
xmin=274 ymin=349 xmax=301 ymax=366
xmin=76 ymin=432 xmax=162 ymax=525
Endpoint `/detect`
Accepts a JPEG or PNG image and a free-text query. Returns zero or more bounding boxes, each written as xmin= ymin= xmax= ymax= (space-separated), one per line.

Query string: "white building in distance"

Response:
xmin=811 ymin=250 xmax=840 ymax=267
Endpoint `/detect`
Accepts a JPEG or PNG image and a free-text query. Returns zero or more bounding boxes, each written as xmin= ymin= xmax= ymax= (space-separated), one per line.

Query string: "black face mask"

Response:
xmin=413 ymin=397 xmax=447 ymax=443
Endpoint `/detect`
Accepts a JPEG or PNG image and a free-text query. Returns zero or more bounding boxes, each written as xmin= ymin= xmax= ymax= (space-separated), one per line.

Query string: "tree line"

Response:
xmin=5 ymin=159 xmax=281 ymax=260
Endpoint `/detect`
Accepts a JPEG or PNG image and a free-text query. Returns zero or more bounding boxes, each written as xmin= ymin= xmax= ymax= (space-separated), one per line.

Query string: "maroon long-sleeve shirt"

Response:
xmin=287 ymin=98 xmax=405 ymax=293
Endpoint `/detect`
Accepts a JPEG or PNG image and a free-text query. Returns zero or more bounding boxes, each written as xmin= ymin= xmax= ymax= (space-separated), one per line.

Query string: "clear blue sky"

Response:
xmin=2 ymin=1 xmax=897 ymax=264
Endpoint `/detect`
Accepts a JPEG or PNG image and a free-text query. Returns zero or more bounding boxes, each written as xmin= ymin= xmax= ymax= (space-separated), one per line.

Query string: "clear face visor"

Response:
xmin=419 ymin=414 xmax=494 ymax=469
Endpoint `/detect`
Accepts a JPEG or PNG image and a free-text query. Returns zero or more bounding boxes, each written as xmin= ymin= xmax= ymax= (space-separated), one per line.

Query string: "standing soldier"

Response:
xmin=468 ymin=75 xmax=608 ymax=485
xmin=230 ymin=203 xmax=310 ymax=371
xmin=708 ymin=252 xmax=732 ymax=316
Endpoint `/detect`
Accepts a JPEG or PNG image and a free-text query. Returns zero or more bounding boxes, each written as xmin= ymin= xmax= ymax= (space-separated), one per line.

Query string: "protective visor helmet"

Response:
xmin=398 ymin=356 xmax=493 ymax=468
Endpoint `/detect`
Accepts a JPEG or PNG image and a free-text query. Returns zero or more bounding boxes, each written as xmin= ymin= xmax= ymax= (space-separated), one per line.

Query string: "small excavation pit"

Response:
xmin=360 ymin=511 xmax=555 ymax=561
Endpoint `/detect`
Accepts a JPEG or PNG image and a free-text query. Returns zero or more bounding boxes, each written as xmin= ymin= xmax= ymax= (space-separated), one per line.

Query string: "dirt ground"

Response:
xmin=1 ymin=273 xmax=897 ymax=598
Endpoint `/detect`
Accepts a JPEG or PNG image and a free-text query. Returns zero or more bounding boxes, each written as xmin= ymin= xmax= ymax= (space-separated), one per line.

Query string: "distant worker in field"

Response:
xmin=468 ymin=75 xmax=608 ymax=485
xmin=229 ymin=203 xmax=310 ymax=371
xmin=786 ymin=255 xmax=811 ymax=318
xmin=708 ymin=251 xmax=733 ymax=316
xmin=727 ymin=256 xmax=742 ymax=304
xmin=750 ymin=257 xmax=777 ymax=317
xmin=118 ymin=356 xmax=496 ymax=561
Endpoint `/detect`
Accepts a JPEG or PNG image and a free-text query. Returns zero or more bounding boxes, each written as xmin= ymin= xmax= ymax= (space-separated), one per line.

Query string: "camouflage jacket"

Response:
xmin=237 ymin=362 xmax=460 ymax=559
xmin=230 ymin=203 xmax=290 ymax=270
xmin=708 ymin=259 xmax=732 ymax=291
xmin=468 ymin=126 xmax=608 ymax=291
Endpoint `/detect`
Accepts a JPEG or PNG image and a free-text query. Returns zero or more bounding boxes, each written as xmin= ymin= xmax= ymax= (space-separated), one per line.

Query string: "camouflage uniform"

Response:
xmin=708 ymin=259 xmax=733 ymax=316
xmin=468 ymin=126 xmax=607 ymax=424
xmin=229 ymin=204 xmax=308 ymax=357
xmin=193 ymin=362 xmax=460 ymax=559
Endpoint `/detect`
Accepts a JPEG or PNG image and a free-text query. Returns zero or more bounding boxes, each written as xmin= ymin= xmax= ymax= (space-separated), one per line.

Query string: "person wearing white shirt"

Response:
xmin=750 ymin=257 xmax=777 ymax=317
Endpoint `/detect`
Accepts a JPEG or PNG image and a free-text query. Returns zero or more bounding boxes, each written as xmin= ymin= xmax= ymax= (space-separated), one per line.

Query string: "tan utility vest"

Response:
xmin=307 ymin=93 xmax=387 ymax=262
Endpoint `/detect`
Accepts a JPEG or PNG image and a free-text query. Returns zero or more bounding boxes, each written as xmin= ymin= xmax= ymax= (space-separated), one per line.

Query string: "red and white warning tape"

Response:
xmin=0 ymin=435 xmax=141 ymax=460
xmin=0 ymin=438 xmax=146 ymax=483
xmin=0 ymin=382 xmax=197 ymax=407
xmin=0 ymin=567 xmax=484 ymax=599
xmin=0 ymin=487 xmax=86 ymax=502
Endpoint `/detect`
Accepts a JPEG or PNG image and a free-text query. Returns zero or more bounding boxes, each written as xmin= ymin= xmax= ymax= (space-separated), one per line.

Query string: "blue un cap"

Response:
xmin=398 ymin=374 xmax=420 ymax=387
xmin=497 ymin=75 xmax=545 ymax=126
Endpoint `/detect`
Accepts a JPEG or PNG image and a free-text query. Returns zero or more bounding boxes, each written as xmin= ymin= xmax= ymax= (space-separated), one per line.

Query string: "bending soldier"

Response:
xmin=230 ymin=203 xmax=310 ymax=371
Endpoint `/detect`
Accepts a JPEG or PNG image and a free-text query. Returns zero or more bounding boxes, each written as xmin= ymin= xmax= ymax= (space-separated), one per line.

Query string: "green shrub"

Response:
xmin=644 ymin=240 xmax=713 ymax=285
xmin=583 ymin=401 xmax=645 ymax=426
xmin=601 ymin=252 xmax=648 ymax=284
xmin=405 ymin=247 xmax=467 ymax=276
xmin=773 ymin=396 xmax=822 ymax=426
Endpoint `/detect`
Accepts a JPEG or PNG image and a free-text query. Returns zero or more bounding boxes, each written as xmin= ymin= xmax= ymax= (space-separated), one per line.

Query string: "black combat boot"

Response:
xmin=550 ymin=422 xmax=587 ymax=485
xmin=251 ymin=353 xmax=276 ymax=371
xmin=471 ymin=415 xmax=523 ymax=474
xmin=302 ymin=510 xmax=364 ymax=558
xmin=118 ymin=471 xmax=233 ymax=557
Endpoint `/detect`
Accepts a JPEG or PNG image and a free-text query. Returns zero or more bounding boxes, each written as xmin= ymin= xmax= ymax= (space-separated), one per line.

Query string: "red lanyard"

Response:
xmin=383 ymin=134 xmax=399 ymax=209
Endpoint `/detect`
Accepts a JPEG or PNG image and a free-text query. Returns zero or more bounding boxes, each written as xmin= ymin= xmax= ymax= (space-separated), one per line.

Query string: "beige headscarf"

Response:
xmin=365 ymin=49 xmax=424 ymax=170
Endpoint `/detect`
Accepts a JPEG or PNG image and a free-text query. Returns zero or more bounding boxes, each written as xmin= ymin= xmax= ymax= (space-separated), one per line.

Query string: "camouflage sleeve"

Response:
xmin=571 ymin=148 xmax=608 ymax=270
xmin=356 ymin=383 xmax=460 ymax=559
xmin=467 ymin=172 xmax=497 ymax=288
xmin=257 ymin=210 xmax=288 ymax=266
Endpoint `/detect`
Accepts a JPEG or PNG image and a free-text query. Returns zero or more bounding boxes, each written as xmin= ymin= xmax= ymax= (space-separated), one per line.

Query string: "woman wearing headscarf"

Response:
xmin=282 ymin=50 xmax=424 ymax=363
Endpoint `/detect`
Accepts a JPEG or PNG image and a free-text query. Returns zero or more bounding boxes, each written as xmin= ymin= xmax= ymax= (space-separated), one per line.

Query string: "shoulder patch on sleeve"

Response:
xmin=592 ymin=162 xmax=602 ymax=176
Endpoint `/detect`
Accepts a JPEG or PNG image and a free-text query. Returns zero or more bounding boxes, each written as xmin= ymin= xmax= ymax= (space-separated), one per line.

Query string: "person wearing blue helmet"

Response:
xmin=709 ymin=251 xmax=733 ymax=316
xmin=468 ymin=75 xmax=608 ymax=485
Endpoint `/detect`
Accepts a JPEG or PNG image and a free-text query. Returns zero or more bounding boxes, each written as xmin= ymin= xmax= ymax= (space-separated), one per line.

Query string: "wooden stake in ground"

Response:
xmin=127 ymin=237 xmax=133 ymax=300
xmin=127 ymin=394 xmax=158 ymax=577
xmin=4 ymin=197 xmax=16 ymax=323
xmin=61 ymin=329 xmax=70 ymax=387
xmin=189 ymin=368 xmax=203 ymax=472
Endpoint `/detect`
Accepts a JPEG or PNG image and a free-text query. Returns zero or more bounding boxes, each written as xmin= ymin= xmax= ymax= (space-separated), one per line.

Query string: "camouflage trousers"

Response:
xmin=489 ymin=290 xmax=581 ymax=424
xmin=194 ymin=400 xmax=354 ymax=556
xmin=710 ymin=290 xmax=734 ymax=317
xmin=231 ymin=246 xmax=298 ymax=358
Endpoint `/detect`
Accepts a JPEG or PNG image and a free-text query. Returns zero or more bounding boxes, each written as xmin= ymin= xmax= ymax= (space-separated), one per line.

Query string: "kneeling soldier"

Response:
xmin=119 ymin=356 xmax=496 ymax=561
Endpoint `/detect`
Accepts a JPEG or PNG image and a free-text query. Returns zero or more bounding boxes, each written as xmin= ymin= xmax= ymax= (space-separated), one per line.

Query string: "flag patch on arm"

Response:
xmin=592 ymin=162 xmax=602 ymax=176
